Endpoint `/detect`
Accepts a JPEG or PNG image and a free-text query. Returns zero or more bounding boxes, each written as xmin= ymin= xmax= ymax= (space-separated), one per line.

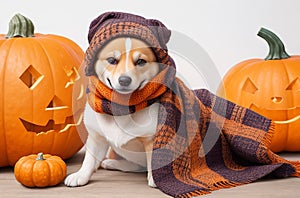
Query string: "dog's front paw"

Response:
xmin=147 ymin=172 xmax=157 ymax=188
xmin=64 ymin=172 xmax=90 ymax=187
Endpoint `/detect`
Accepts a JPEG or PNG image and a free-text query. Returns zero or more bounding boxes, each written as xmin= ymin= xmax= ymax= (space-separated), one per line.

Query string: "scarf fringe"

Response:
xmin=176 ymin=180 xmax=246 ymax=198
xmin=291 ymin=161 xmax=300 ymax=177
xmin=263 ymin=121 xmax=276 ymax=149
xmin=176 ymin=189 xmax=210 ymax=198
xmin=209 ymin=180 xmax=243 ymax=190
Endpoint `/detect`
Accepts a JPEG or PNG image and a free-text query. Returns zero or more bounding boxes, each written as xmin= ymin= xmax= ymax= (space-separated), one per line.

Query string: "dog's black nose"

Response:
xmin=118 ymin=76 xmax=132 ymax=86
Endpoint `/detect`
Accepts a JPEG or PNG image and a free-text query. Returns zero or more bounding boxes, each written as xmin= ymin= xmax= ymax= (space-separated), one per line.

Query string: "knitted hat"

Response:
xmin=84 ymin=11 xmax=173 ymax=76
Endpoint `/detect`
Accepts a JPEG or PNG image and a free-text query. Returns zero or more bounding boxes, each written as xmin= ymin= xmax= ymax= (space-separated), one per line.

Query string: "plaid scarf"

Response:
xmin=87 ymin=65 xmax=300 ymax=197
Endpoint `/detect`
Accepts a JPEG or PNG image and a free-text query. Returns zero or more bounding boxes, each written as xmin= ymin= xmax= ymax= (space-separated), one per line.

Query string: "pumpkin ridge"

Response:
xmin=23 ymin=158 xmax=35 ymax=187
xmin=27 ymin=38 xmax=57 ymax=153
xmin=42 ymin=36 xmax=83 ymax=63
xmin=2 ymin=39 xmax=20 ymax=166
xmin=43 ymin=158 xmax=51 ymax=187
xmin=20 ymin=40 xmax=53 ymax=153
xmin=47 ymin=157 xmax=65 ymax=186
xmin=49 ymin=156 xmax=67 ymax=169
xmin=32 ymin=37 xmax=83 ymax=157
xmin=280 ymin=59 xmax=293 ymax=151
xmin=33 ymin=158 xmax=50 ymax=187
xmin=45 ymin=157 xmax=57 ymax=186
xmin=37 ymin=36 xmax=82 ymax=92
xmin=13 ymin=156 xmax=24 ymax=183
xmin=281 ymin=59 xmax=292 ymax=103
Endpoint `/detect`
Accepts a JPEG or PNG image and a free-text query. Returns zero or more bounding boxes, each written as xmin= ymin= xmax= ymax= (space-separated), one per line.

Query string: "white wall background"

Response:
xmin=1 ymin=0 xmax=300 ymax=91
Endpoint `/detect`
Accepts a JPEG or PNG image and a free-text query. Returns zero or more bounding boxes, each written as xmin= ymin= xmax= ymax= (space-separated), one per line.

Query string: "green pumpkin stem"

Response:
xmin=257 ymin=27 xmax=290 ymax=60
xmin=6 ymin=13 xmax=34 ymax=39
xmin=36 ymin=153 xmax=45 ymax=161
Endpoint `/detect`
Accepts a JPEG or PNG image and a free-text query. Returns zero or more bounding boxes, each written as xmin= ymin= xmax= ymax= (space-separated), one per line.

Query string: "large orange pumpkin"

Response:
xmin=218 ymin=28 xmax=300 ymax=152
xmin=0 ymin=14 xmax=86 ymax=166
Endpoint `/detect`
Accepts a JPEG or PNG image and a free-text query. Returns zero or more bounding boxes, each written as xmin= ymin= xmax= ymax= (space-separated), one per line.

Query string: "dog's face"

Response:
xmin=94 ymin=37 xmax=159 ymax=94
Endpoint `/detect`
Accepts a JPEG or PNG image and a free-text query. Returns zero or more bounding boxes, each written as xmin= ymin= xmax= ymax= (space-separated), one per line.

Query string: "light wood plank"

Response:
xmin=0 ymin=149 xmax=169 ymax=198
xmin=1 ymin=150 xmax=300 ymax=197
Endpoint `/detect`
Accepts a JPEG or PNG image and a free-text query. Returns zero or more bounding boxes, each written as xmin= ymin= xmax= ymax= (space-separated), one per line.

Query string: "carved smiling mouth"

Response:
xmin=20 ymin=114 xmax=83 ymax=134
xmin=250 ymin=104 xmax=300 ymax=124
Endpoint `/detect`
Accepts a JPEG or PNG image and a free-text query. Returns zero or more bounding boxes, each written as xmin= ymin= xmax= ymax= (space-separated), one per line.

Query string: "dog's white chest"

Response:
xmin=84 ymin=103 xmax=159 ymax=149
xmin=114 ymin=103 xmax=159 ymax=134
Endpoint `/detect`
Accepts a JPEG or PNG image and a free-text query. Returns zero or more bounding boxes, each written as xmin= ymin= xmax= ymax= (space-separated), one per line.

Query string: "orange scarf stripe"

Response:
xmin=88 ymin=67 xmax=170 ymax=108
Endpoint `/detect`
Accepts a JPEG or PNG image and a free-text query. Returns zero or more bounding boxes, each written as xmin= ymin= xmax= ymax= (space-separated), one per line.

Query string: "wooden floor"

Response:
xmin=0 ymin=149 xmax=169 ymax=198
xmin=2 ymin=149 xmax=300 ymax=198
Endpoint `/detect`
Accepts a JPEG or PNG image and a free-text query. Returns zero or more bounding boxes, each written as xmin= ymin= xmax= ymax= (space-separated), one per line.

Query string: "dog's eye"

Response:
xmin=136 ymin=59 xmax=147 ymax=67
xmin=106 ymin=57 xmax=118 ymax=65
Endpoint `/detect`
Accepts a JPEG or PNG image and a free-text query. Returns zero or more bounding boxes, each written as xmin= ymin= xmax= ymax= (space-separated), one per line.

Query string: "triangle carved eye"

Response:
xmin=242 ymin=78 xmax=258 ymax=94
xmin=286 ymin=78 xmax=300 ymax=91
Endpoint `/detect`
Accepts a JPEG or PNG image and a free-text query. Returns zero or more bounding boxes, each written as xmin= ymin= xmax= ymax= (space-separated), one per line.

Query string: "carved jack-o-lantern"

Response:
xmin=218 ymin=28 xmax=300 ymax=152
xmin=0 ymin=14 xmax=86 ymax=166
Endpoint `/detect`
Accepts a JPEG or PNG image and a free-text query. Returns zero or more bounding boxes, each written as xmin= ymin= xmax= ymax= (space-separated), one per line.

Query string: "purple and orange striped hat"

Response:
xmin=84 ymin=11 xmax=173 ymax=76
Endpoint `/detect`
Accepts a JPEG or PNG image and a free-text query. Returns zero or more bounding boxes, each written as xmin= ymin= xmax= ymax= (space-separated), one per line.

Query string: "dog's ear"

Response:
xmin=147 ymin=19 xmax=171 ymax=50
xmin=88 ymin=12 xmax=118 ymax=43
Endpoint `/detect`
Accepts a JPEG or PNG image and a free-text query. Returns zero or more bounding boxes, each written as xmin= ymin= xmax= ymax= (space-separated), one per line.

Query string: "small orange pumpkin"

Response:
xmin=218 ymin=28 xmax=300 ymax=152
xmin=0 ymin=14 xmax=87 ymax=167
xmin=14 ymin=153 xmax=67 ymax=187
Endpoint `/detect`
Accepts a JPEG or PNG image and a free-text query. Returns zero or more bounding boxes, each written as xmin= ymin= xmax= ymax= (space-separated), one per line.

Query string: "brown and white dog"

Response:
xmin=64 ymin=37 xmax=160 ymax=187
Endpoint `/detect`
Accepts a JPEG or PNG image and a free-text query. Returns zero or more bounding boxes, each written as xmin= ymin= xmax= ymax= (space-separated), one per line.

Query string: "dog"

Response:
xmin=64 ymin=37 xmax=160 ymax=188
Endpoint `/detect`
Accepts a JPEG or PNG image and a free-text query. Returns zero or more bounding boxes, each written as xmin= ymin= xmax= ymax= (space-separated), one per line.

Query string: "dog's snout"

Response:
xmin=118 ymin=76 xmax=132 ymax=86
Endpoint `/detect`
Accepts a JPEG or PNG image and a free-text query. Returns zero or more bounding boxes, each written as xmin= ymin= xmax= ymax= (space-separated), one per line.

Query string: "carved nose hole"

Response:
xmin=271 ymin=97 xmax=283 ymax=104
xmin=46 ymin=95 xmax=68 ymax=110
xmin=118 ymin=76 xmax=132 ymax=86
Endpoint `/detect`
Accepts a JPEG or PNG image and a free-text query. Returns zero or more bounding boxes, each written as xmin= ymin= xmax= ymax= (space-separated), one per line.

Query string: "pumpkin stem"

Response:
xmin=6 ymin=13 xmax=35 ymax=39
xmin=257 ymin=28 xmax=290 ymax=60
xmin=36 ymin=153 xmax=45 ymax=161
